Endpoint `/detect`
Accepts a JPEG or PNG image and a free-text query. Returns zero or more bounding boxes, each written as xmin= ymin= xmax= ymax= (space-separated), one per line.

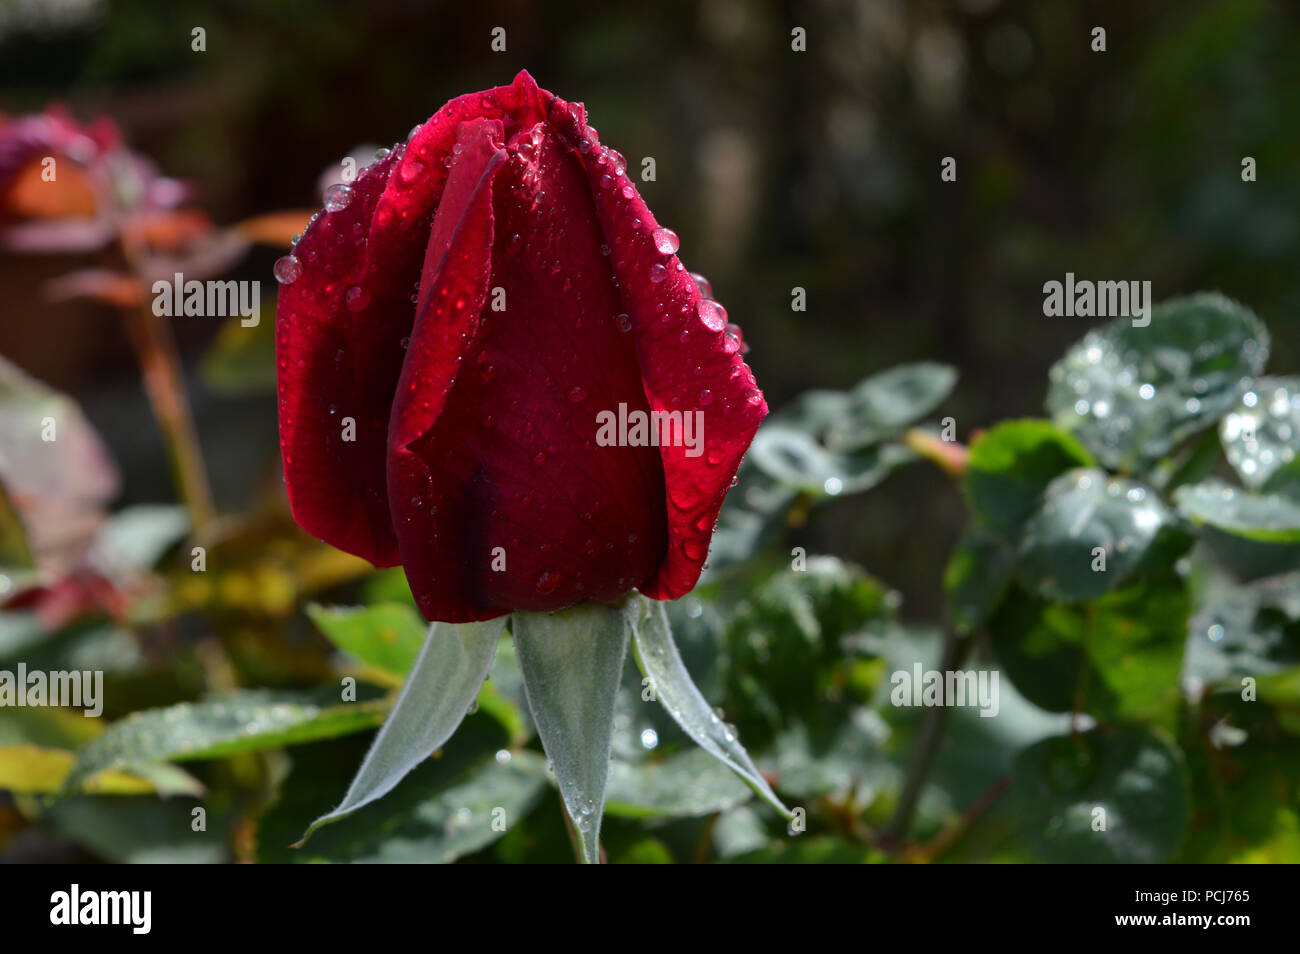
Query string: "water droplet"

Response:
xmin=273 ymin=255 xmax=302 ymax=284
xmin=824 ymin=476 xmax=843 ymax=495
xmin=652 ymin=227 xmax=680 ymax=254
xmin=536 ymin=571 xmax=561 ymax=594
xmin=697 ymin=299 xmax=727 ymax=332
xmin=323 ymin=183 xmax=354 ymax=212
xmin=568 ymin=386 xmax=587 ymax=403
xmin=649 ymin=263 xmax=668 ymax=283
xmin=640 ymin=728 xmax=659 ymax=750
xmin=345 ymin=286 xmax=369 ymax=311
xmin=689 ymin=272 xmax=713 ymax=298
xmin=616 ymin=313 xmax=632 ymax=332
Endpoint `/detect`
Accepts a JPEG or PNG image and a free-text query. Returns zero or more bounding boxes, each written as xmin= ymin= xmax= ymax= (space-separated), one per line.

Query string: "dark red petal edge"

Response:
xmin=386 ymin=118 xmax=510 ymax=621
xmin=546 ymin=97 xmax=769 ymax=600
xmin=276 ymin=72 xmax=549 ymax=567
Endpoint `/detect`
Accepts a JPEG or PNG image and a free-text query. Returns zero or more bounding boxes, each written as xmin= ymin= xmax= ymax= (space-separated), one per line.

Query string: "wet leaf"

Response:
xmin=296 ymin=617 xmax=504 ymax=842
xmin=1046 ymin=293 xmax=1268 ymax=471
xmin=631 ymin=596 xmax=791 ymax=818
xmin=1175 ymin=478 xmax=1300 ymax=543
xmin=513 ymin=602 xmax=631 ymax=863
xmin=1220 ymin=376 xmax=1300 ymax=489
xmin=963 ymin=419 xmax=1096 ymax=542
xmin=1016 ymin=468 xmax=1189 ymax=602
xmin=64 ymin=688 xmax=391 ymax=793
xmin=1008 ymin=725 xmax=1190 ymax=863
xmin=605 ymin=747 xmax=754 ymax=818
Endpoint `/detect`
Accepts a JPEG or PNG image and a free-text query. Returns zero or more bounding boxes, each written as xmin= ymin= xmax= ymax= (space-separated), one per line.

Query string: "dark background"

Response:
xmin=3 ymin=0 xmax=1298 ymax=622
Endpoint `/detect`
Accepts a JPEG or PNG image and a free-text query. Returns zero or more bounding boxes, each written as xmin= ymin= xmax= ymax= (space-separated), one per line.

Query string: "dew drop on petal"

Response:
xmin=697 ymin=298 xmax=727 ymax=332
xmin=536 ymin=571 xmax=562 ymax=594
xmin=689 ymin=272 xmax=713 ymax=297
xmin=652 ymin=227 xmax=680 ymax=254
xmin=273 ymin=255 xmax=302 ymax=284
xmin=568 ymin=385 xmax=587 ymax=403
xmin=323 ymin=184 xmax=354 ymax=212
xmin=649 ymin=263 xmax=668 ymax=283
xmin=617 ymin=313 xmax=632 ymax=332
xmin=345 ymin=286 xmax=370 ymax=311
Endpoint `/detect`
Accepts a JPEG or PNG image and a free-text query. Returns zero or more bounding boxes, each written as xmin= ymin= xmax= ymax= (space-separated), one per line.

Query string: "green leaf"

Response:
xmin=748 ymin=424 xmax=914 ymax=497
xmin=0 ymin=744 xmax=201 ymax=796
xmin=85 ymin=505 xmax=188 ymax=573
xmin=513 ymin=602 xmax=631 ymax=864
xmin=0 ymin=480 xmax=35 ymax=570
xmin=605 ymin=747 xmax=754 ymax=818
xmin=829 ymin=362 xmax=957 ymax=449
xmin=631 ymin=596 xmax=791 ymax=819
xmin=297 ymin=617 xmax=504 ymax=842
xmin=307 ymin=602 xmax=426 ymax=679
xmin=1016 ymin=468 xmax=1189 ymax=602
xmin=64 ymin=689 xmax=389 ymax=792
xmin=1174 ymin=478 xmax=1300 ymax=543
xmin=989 ymin=576 xmax=1189 ymax=725
xmin=963 ymin=419 xmax=1096 ymax=542
xmin=943 ymin=525 xmax=1014 ymax=633
xmin=44 ymin=796 xmax=229 ymax=863
xmin=1008 ymin=725 xmax=1190 ymax=863
xmin=199 ymin=306 xmax=277 ymax=394
xmin=1045 ymin=293 xmax=1269 ymax=471
xmin=724 ymin=556 xmax=893 ymax=725
xmin=1184 ymin=572 xmax=1300 ymax=688
xmin=291 ymin=752 xmax=549 ymax=864
xmin=1220 ymin=376 xmax=1300 ymax=489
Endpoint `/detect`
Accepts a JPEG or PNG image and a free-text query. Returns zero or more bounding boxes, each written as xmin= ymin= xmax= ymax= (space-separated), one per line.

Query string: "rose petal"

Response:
xmin=276 ymin=71 xmax=551 ymax=568
xmin=547 ymin=97 xmax=768 ymax=599
xmin=388 ymin=120 xmax=667 ymax=622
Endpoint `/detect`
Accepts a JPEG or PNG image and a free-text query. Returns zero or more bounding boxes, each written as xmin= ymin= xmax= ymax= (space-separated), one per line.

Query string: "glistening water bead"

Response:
xmin=323 ymin=183 xmax=354 ymax=213
xmin=697 ymin=299 xmax=727 ymax=332
xmin=652 ymin=227 xmax=680 ymax=255
xmin=273 ymin=255 xmax=302 ymax=285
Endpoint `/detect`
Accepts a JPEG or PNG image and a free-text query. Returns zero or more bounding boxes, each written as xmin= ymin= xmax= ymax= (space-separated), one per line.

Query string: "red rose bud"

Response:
xmin=276 ymin=71 xmax=766 ymax=622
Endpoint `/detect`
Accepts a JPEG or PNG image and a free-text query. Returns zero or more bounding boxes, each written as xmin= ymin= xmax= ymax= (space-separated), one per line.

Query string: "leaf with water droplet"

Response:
xmin=1219 ymin=376 xmax=1300 ymax=489
xmin=963 ymin=419 xmax=1096 ymax=542
xmin=1016 ymin=467 xmax=1191 ymax=602
xmin=604 ymin=747 xmax=755 ymax=818
xmin=1008 ymin=725 xmax=1190 ymax=863
xmin=629 ymin=595 xmax=792 ymax=819
xmin=1045 ymin=293 xmax=1268 ymax=472
xmin=1174 ymin=477 xmax=1300 ymax=543
xmin=512 ymin=602 xmax=632 ymax=863
xmin=294 ymin=616 xmax=505 ymax=844
xmin=62 ymin=688 xmax=392 ymax=795
xmin=748 ymin=424 xmax=914 ymax=497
